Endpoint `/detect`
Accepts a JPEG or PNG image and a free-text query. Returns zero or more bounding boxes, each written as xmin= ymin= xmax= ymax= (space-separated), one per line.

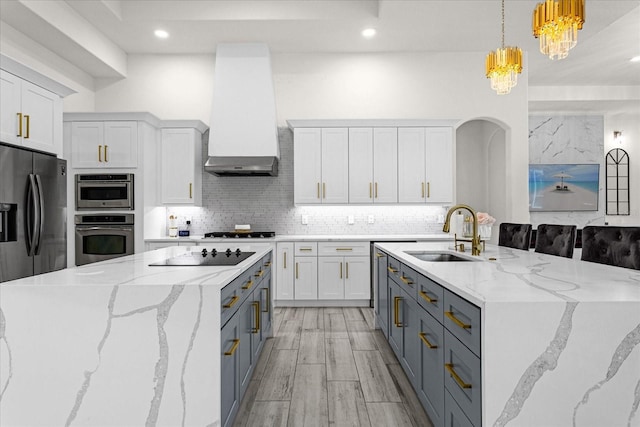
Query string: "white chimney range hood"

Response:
xmin=204 ymin=43 xmax=280 ymax=176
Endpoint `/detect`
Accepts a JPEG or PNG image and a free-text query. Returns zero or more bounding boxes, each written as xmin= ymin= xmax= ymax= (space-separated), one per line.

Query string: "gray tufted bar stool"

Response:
xmin=534 ymin=224 xmax=577 ymax=258
xmin=581 ymin=226 xmax=640 ymax=270
xmin=498 ymin=223 xmax=532 ymax=250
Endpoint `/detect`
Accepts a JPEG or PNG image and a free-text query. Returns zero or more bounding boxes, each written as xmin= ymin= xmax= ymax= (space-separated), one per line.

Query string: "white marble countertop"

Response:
xmin=1 ymin=243 xmax=273 ymax=288
xmin=375 ymin=241 xmax=640 ymax=306
xmin=145 ymin=233 xmax=453 ymax=243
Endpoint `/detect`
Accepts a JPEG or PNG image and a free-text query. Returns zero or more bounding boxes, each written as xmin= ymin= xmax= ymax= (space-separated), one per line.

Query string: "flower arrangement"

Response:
xmin=476 ymin=212 xmax=496 ymax=239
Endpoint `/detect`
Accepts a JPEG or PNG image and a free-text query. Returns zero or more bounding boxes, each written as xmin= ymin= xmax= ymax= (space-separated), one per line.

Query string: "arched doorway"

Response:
xmin=455 ymin=119 xmax=508 ymax=243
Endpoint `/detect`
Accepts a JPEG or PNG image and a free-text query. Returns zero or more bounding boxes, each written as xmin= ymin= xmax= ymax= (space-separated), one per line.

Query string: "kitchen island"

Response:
xmin=0 ymin=243 xmax=273 ymax=427
xmin=375 ymin=241 xmax=640 ymax=427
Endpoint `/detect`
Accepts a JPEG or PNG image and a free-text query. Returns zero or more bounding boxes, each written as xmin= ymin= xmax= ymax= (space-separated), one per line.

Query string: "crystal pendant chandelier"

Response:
xmin=532 ymin=0 xmax=585 ymax=60
xmin=486 ymin=0 xmax=523 ymax=95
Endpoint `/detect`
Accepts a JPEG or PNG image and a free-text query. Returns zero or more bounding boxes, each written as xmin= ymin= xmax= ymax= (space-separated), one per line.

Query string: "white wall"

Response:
xmin=74 ymin=52 xmax=530 ymax=223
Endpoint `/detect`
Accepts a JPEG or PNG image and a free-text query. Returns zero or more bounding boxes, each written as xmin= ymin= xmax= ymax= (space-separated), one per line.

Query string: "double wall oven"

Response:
xmin=74 ymin=173 xmax=135 ymax=266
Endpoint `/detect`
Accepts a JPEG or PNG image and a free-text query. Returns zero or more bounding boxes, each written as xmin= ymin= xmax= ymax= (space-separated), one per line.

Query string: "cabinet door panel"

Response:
xmin=161 ymin=128 xmax=201 ymax=205
xmin=238 ymin=296 xmax=254 ymax=397
xmin=444 ymin=330 xmax=481 ymax=426
xmin=398 ymin=127 xmax=426 ymax=203
xmin=294 ymin=256 xmax=318 ymax=300
xmin=71 ymin=122 xmax=104 ymax=168
xmin=373 ymin=127 xmax=398 ymax=203
xmin=318 ymin=256 xmax=344 ymax=299
xmin=0 ymin=70 xmax=21 ymax=145
xmin=221 ymin=317 xmax=240 ymax=427
xmin=344 ymin=256 xmax=370 ymax=299
xmin=348 ymin=127 xmax=374 ymax=203
xmin=276 ymin=242 xmax=294 ymax=300
xmin=321 ymin=128 xmax=349 ymax=203
xmin=425 ymin=127 xmax=453 ymax=204
xmin=294 ymin=128 xmax=322 ymax=204
xmin=418 ymin=310 xmax=445 ymax=427
xmin=375 ymin=251 xmax=389 ymax=337
xmin=103 ymin=121 xmax=138 ymax=167
xmin=388 ymin=278 xmax=403 ymax=359
xmin=21 ymin=82 xmax=61 ymax=154
xmin=401 ymin=289 xmax=420 ymax=389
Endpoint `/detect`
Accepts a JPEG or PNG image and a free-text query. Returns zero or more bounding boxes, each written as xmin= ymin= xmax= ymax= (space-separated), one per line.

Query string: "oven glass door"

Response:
xmin=76 ymin=182 xmax=133 ymax=210
xmin=75 ymin=226 xmax=134 ymax=266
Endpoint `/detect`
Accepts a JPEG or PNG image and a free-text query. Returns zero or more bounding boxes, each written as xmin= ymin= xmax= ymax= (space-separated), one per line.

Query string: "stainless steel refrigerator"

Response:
xmin=0 ymin=143 xmax=67 ymax=282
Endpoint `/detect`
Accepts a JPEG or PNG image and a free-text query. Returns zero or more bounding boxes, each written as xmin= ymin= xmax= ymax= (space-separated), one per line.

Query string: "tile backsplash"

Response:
xmin=166 ymin=127 xmax=449 ymax=236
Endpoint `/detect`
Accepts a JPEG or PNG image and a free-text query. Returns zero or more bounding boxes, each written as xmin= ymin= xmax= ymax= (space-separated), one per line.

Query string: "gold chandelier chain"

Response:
xmin=501 ymin=0 xmax=505 ymax=48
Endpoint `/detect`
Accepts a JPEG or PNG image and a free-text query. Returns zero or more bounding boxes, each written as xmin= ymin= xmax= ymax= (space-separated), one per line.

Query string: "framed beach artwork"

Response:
xmin=529 ymin=164 xmax=600 ymax=212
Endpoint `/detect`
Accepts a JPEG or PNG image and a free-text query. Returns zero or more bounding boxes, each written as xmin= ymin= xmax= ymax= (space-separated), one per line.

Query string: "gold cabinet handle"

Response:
xmin=264 ymin=261 xmax=271 ymax=268
xmin=24 ymin=115 xmax=30 ymax=138
xmin=255 ymin=270 xmax=264 ymax=278
xmin=98 ymin=145 xmax=103 ymax=162
xmin=387 ymin=266 xmax=398 ymax=273
xmin=375 ymin=252 xmax=384 ymax=258
xmin=262 ymin=287 xmax=270 ymax=313
xmin=189 ymin=183 xmax=193 ymax=199
xmin=445 ymin=363 xmax=472 ymax=389
xmin=252 ymin=301 xmax=260 ymax=333
xmin=17 ymin=113 xmax=23 ymax=137
xmin=419 ymin=290 xmax=437 ymax=304
xmin=223 ymin=295 xmax=239 ymax=308
xmin=323 ymin=182 xmax=326 ymax=199
xmin=393 ymin=296 xmax=403 ymax=327
xmin=299 ymin=248 xmax=313 ymax=252
xmin=284 ymin=252 xmax=287 ymax=269
xmin=419 ymin=332 xmax=438 ymax=349
xmin=340 ymin=262 xmax=343 ymax=279
xmin=224 ymin=339 xmax=240 ymax=356
xmin=375 ymin=182 xmax=378 ymax=198
xmin=427 ymin=182 xmax=430 ymax=198
xmin=445 ymin=311 xmax=471 ymax=329
xmin=104 ymin=145 xmax=108 ymax=162
xmin=346 ymin=262 xmax=349 ymax=279
xmin=400 ymin=275 xmax=414 ymax=285
xmin=336 ymin=248 xmax=353 ymax=251
xmin=422 ymin=182 xmax=425 ymax=198
xmin=317 ymin=182 xmax=320 ymax=199
xmin=296 ymin=262 xmax=299 ymax=279
xmin=242 ymin=279 xmax=254 ymax=290
xmin=369 ymin=182 xmax=372 ymax=199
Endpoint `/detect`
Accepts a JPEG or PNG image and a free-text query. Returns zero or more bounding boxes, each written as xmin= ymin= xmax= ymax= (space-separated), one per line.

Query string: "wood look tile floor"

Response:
xmin=233 ymin=307 xmax=434 ymax=427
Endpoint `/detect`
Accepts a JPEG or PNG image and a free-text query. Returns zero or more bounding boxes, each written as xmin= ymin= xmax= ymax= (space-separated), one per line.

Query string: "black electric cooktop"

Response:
xmin=149 ymin=248 xmax=256 ymax=266
xmin=204 ymin=231 xmax=276 ymax=238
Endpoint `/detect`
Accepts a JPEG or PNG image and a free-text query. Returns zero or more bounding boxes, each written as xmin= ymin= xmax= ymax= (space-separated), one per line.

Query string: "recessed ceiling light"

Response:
xmin=362 ymin=28 xmax=376 ymax=39
xmin=154 ymin=29 xmax=169 ymax=39
xmin=631 ymin=55 xmax=640 ymax=63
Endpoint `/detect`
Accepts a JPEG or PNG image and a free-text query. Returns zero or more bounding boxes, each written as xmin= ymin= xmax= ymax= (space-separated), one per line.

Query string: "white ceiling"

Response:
xmin=1 ymin=0 xmax=639 ymax=112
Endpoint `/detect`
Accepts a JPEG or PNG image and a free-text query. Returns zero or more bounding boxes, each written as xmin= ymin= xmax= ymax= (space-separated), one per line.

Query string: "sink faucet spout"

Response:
xmin=443 ymin=204 xmax=482 ymax=256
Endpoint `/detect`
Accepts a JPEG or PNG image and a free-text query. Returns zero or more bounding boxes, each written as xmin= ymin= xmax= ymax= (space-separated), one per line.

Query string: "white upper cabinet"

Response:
xmin=294 ymin=127 xmax=348 ymax=204
xmin=1 ymin=70 xmax=62 ymax=156
xmin=71 ymin=121 xmax=138 ymax=168
xmin=160 ymin=127 xmax=202 ymax=206
xmin=425 ymin=127 xmax=453 ymax=203
xmin=398 ymin=127 xmax=453 ymax=204
xmin=349 ymin=127 xmax=398 ymax=203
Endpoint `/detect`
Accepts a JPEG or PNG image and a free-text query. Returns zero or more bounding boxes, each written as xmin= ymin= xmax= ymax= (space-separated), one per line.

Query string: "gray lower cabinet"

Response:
xmin=374 ymin=250 xmax=389 ymax=338
xmin=375 ymin=249 xmax=481 ymax=427
xmin=221 ymin=252 xmax=273 ymax=427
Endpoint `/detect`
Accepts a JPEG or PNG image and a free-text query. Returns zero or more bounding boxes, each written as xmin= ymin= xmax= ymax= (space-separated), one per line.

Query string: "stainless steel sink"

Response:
xmin=404 ymin=251 xmax=478 ymax=262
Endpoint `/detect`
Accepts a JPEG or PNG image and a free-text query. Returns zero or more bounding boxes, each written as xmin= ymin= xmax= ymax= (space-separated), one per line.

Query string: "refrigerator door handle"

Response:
xmin=34 ymin=174 xmax=45 ymax=255
xmin=26 ymin=174 xmax=40 ymax=256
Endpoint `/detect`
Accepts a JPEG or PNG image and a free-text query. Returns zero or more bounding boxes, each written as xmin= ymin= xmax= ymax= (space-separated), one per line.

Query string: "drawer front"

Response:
xmin=317 ymin=241 xmax=369 ymax=256
xmin=387 ymin=256 xmax=402 ymax=284
xmin=294 ymin=242 xmax=318 ymax=256
xmin=444 ymin=329 xmax=481 ymax=427
xmin=445 ymin=389 xmax=475 ymax=427
xmin=417 ymin=274 xmax=444 ymax=323
xmin=443 ymin=289 xmax=481 ymax=357
xmin=399 ymin=263 xmax=418 ymax=298
xmin=221 ymin=273 xmax=246 ymax=327
xmin=417 ymin=309 xmax=445 ymax=427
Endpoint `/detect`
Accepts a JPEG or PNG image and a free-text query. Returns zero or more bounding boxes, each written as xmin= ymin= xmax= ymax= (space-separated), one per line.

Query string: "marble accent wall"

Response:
xmin=529 ymin=116 xmax=605 ymax=228
xmin=167 ymin=127 xmax=449 ymax=236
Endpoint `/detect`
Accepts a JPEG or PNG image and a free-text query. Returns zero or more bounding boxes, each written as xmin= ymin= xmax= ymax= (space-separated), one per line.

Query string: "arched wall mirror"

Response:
xmin=606 ymin=148 xmax=630 ymax=215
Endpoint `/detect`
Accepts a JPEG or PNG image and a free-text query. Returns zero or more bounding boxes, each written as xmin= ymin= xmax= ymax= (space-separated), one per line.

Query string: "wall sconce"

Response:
xmin=614 ymin=131 xmax=624 ymax=144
